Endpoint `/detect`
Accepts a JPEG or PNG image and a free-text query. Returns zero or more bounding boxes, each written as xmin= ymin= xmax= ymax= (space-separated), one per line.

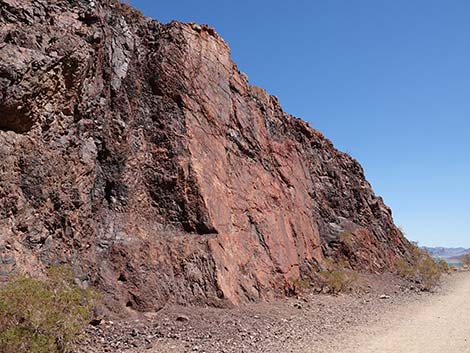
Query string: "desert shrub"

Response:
xmin=396 ymin=258 xmax=414 ymax=279
xmin=319 ymin=270 xmax=359 ymax=294
xmin=0 ymin=266 xmax=97 ymax=353
xmin=437 ymin=259 xmax=450 ymax=273
xmin=291 ymin=278 xmax=311 ymax=294
xmin=396 ymin=246 xmax=441 ymax=291
xmin=316 ymin=256 xmax=362 ymax=294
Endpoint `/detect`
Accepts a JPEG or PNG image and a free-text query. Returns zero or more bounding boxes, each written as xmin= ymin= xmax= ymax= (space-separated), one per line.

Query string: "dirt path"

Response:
xmin=332 ymin=272 xmax=470 ymax=353
xmin=84 ymin=273 xmax=470 ymax=353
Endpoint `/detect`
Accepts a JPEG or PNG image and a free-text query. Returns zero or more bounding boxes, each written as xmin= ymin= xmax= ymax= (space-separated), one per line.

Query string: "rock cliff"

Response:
xmin=0 ymin=0 xmax=411 ymax=312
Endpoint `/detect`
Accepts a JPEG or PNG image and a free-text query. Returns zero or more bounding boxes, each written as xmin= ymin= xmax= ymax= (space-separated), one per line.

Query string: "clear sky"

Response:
xmin=130 ymin=0 xmax=470 ymax=247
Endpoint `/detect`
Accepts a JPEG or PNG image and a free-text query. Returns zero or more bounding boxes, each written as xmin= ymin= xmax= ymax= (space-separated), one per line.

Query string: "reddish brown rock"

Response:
xmin=0 ymin=0 xmax=411 ymax=313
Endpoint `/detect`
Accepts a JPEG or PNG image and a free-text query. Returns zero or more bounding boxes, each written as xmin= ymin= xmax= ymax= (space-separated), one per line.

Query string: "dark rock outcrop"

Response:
xmin=0 ymin=0 xmax=411 ymax=312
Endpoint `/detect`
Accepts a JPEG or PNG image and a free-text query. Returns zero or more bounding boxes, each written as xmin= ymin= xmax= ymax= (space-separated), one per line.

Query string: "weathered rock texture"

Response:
xmin=0 ymin=0 xmax=411 ymax=312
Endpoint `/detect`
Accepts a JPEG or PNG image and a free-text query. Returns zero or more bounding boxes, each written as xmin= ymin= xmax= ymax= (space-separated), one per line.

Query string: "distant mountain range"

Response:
xmin=422 ymin=247 xmax=470 ymax=259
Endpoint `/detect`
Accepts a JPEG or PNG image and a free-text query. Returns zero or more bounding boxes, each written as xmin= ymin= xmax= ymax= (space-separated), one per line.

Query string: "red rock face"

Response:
xmin=0 ymin=0 xmax=411 ymax=312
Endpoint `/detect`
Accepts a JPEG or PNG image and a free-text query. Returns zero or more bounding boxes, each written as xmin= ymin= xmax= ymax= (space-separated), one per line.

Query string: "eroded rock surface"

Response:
xmin=0 ymin=0 xmax=411 ymax=312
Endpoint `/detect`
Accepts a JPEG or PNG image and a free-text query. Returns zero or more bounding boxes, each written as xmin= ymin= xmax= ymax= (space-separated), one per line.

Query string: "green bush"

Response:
xmin=396 ymin=246 xmax=441 ymax=291
xmin=0 ymin=266 xmax=97 ymax=353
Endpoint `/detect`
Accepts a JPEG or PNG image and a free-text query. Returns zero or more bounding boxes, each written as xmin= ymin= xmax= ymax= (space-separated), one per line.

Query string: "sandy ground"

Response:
xmin=330 ymin=271 xmax=470 ymax=353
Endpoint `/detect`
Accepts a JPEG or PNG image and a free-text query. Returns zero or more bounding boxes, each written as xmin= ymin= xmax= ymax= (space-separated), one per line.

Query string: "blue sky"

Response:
xmin=131 ymin=0 xmax=470 ymax=247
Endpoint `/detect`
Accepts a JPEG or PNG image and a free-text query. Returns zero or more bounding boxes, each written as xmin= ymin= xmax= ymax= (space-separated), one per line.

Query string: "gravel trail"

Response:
xmin=84 ymin=273 xmax=470 ymax=353
xmin=332 ymin=272 xmax=470 ymax=353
